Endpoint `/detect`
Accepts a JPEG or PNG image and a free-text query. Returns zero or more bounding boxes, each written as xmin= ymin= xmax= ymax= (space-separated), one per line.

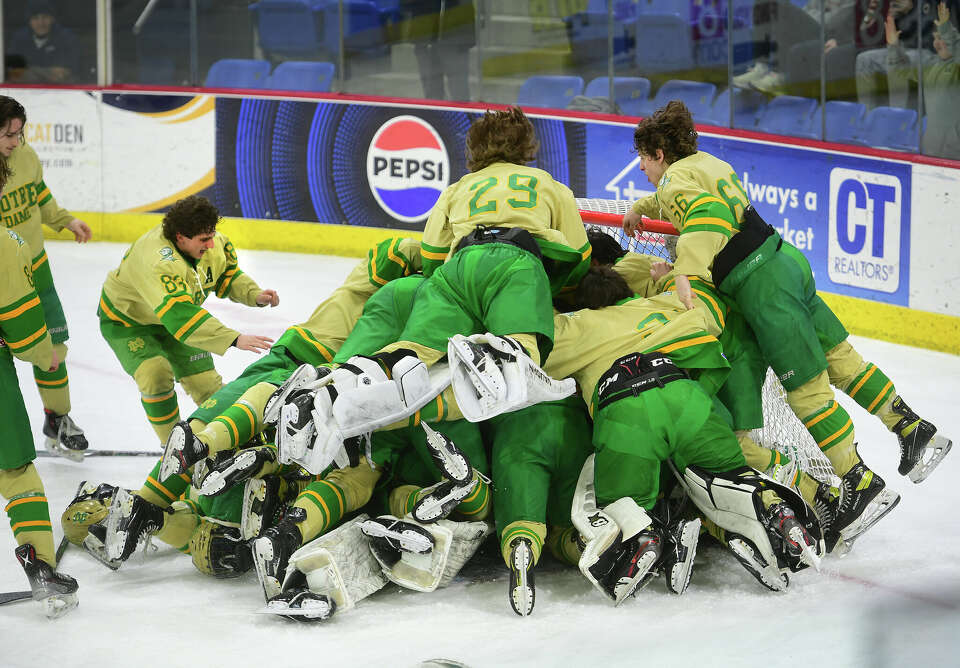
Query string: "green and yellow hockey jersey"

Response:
xmin=545 ymin=292 xmax=729 ymax=414
xmin=99 ymin=225 xmax=262 ymax=354
xmin=0 ymin=229 xmax=53 ymax=369
xmin=274 ymin=237 xmax=423 ymax=365
xmin=420 ymin=161 xmax=591 ymax=289
xmin=630 ymin=151 xmax=751 ymax=282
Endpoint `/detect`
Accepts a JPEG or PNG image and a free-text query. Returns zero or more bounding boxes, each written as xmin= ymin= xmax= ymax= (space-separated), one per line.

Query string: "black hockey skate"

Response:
xmin=360 ymin=516 xmax=436 ymax=555
xmin=660 ymin=518 xmax=701 ymax=595
xmin=43 ymin=410 xmax=88 ymax=462
xmin=764 ymin=503 xmax=821 ymax=572
xmin=724 ymin=532 xmax=789 ymax=592
xmin=196 ymin=445 xmax=278 ymax=496
xmin=263 ymin=587 xmax=336 ymax=623
xmin=104 ymin=489 xmax=169 ymax=563
xmin=241 ymin=475 xmax=291 ymax=540
xmin=83 ymin=522 xmax=123 ymax=571
xmin=891 ymin=397 xmax=953 ymax=484
xmin=508 ymin=537 xmax=536 ymax=616
xmin=605 ymin=529 xmax=663 ymax=605
xmin=159 ymin=421 xmax=208 ymax=480
xmin=421 ymin=423 xmax=473 ymax=484
xmin=14 ymin=543 xmax=78 ymax=618
xmin=412 ymin=478 xmax=478 ymax=524
xmin=252 ymin=507 xmax=305 ymax=601
xmin=827 ymin=461 xmax=900 ymax=555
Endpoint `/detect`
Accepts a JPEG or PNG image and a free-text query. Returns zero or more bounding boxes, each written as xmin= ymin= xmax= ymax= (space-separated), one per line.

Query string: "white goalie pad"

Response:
xmin=369 ymin=516 xmax=492 ymax=593
xmin=332 ymin=357 xmax=452 ymax=438
xmin=570 ymin=454 xmax=626 ymax=600
xmin=282 ymin=514 xmax=387 ymax=613
xmin=449 ymin=333 xmax=576 ymax=422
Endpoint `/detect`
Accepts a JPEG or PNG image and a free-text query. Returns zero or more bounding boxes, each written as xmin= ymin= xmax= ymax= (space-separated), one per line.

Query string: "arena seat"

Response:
xmin=638 ymin=80 xmax=716 ymax=120
xmin=634 ymin=14 xmax=694 ymax=73
xmin=268 ymin=61 xmax=336 ymax=92
xmin=852 ymin=106 xmax=919 ymax=152
xmin=249 ymin=0 xmax=327 ymax=59
xmin=584 ymin=77 xmax=651 ymax=116
xmin=322 ymin=0 xmax=396 ymax=55
xmin=702 ymin=87 xmax=767 ymax=129
xmin=204 ymin=59 xmax=273 ymax=88
xmin=516 ymin=75 xmax=585 ymax=110
xmin=755 ymin=95 xmax=819 ymax=138
xmin=816 ymin=100 xmax=867 ymax=143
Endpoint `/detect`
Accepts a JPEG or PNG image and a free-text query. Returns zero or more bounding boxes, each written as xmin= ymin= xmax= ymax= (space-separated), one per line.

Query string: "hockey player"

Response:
xmin=0 ymin=227 xmax=78 ymax=617
xmin=98 ymin=194 xmax=278 ymax=444
xmin=308 ymin=107 xmax=592 ymax=441
xmin=0 ymin=95 xmax=92 ymax=458
xmin=621 ymin=101 xmax=947 ymax=552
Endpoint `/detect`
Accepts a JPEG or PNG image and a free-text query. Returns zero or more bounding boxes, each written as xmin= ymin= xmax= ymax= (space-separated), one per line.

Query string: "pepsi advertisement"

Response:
xmin=213 ymin=96 xmax=909 ymax=307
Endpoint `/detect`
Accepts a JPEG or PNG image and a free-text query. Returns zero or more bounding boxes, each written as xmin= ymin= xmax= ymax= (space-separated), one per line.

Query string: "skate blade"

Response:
xmin=197 ymin=450 xmax=258 ymax=496
xmin=908 ymin=435 xmax=953 ymax=484
xmin=668 ymin=519 xmax=701 ymax=595
xmin=510 ymin=544 xmax=534 ymax=617
xmin=421 ymin=423 xmax=472 ymax=484
xmin=241 ymin=479 xmax=268 ymax=540
xmin=613 ymin=550 xmax=659 ymax=606
xmin=359 ymin=520 xmax=434 ymax=554
xmin=42 ymin=592 xmax=78 ymax=619
xmin=158 ymin=426 xmax=187 ymax=480
xmin=259 ymin=598 xmax=334 ymax=621
xmin=728 ymin=538 xmax=788 ymax=592
xmin=252 ymin=539 xmax=282 ymax=602
xmin=45 ymin=438 xmax=84 ymax=463
xmin=835 ymin=488 xmax=901 ymax=556
xmin=413 ymin=479 xmax=477 ymax=523
xmin=104 ymin=490 xmax=134 ymax=562
xmin=790 ymin=526 xmax=822 ymax=572
xmin=263 ymin=365 xmax=324 ymax=424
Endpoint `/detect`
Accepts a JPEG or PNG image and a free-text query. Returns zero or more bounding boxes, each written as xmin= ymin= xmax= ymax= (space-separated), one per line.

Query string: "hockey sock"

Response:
xmin=205 ymin=397 xmax=265 ymax=456
xmin=139 ymin=459 xmax=190 ymax=509
xmin=391 ymin=471 xmax=491 ymax=520
xmin=293 ymin=479 xmax=348 ymax=543
xmin=826 ymin=341 xmax=900 ymax=429
xmin=0 ymin=464 xmax=56 ymax=565
xmin=736 ymin=431 xmax=780 ymax=471
xmin=152 ymin=500 xmax=198 ymax=552
xmin=179 ymin=368 xmax=222 ymax=406
xmin=500 ymin=520 xmax=546 ymax=566
xmin=34 ymin=343 xmax=70 ymax=414
xmin=142 ymin=389 xmax=180 ymax=444
xmin=787 ymin=373 xmax=858 ymax=476
xmin=546 ymin=525 xmax=582 ymax=567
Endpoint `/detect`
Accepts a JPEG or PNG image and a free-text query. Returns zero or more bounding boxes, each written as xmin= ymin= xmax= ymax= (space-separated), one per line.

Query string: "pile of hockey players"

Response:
xmin=61 ymin=105 xmax=953 ymax=622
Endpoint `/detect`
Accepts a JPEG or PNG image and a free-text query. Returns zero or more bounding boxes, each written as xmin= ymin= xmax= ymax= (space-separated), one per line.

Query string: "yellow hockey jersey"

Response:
xmin=545 ymin=292 xmax=728 ymax=414
xmin=275 ymin=237 xmax=423 ymax=365
xmin=630 ymin=151 xmax=750 ymax=282
xmin=0 ymin=229 xmax=53 ymax=369
xmin=420 ymin=161 xmax=590 ymax=277
xmin=99 ymin=226 xmax=262 ymax=355
xmin=0 ymin=142 xmax=74 ymax=276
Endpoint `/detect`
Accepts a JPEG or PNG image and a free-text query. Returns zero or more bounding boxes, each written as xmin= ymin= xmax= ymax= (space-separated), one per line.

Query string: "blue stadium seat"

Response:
xmin=854 ymin=106 xmax=919 ymax=152
xmin=249 ymin=0 xmax=327 ymax=59
xmin=821 ymin=100 xmax=867 ymax=143
xmin=204 ymin=59 xmax=273 ymax=88
xmin=703 ymin=87 xmax=767 ymax=129
xmin=635 ymin=14 xmax=694 ymax=73
xmin=268 ymin=61 xmax=335 ymax=92
xmin=638 ymin=80 xmax=716 ymax=119
xmin=565 ymin=9 xmax=636 ymax=68
xmin=755 ymin=95 xmax=819 ymax=138
xmin=516 ymin=75 xmax=585 ymax=109
xmin=584 ymin=77 xmax=651 ymax=116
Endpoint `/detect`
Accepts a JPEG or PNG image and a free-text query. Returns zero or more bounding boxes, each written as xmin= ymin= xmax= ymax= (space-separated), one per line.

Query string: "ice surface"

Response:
xmin=3 ymin=241 xmax=959 ymax=667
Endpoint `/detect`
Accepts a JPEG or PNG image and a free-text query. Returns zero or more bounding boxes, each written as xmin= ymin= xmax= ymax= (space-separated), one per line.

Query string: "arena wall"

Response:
xmin=4 ymin=86 xmax=958 ymax=354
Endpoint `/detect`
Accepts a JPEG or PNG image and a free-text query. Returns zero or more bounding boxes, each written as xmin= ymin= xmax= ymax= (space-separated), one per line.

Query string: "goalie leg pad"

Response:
xmin=283 ymin=514 xmax=387 ymax=613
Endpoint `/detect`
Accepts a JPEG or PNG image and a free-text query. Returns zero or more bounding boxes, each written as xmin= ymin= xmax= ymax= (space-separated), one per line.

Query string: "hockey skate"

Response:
xmin=104 ymin=489 xmax=168 ymax=563
xmin=360 ymin=516 xmax=436 ymax=555
xmin=159 ymin=421 xmax=208 ymax=480
xmin=251 ymin=507 xmax=305 ymax=601
xmin=508 ymin=537 xmax=535 ymax=616
xmin=14 ymin=543 xmax=78 ymax=619
xmin=275 ymin=390 xmax=318 ymax=464
xmin=764 ymin=503 xmax=821 ymax=572
xmin=82 ymin=523 xmax=123 ymax=570
xmin=412 ymin=478 xmax=478 ymax=524
xmin=263 ymin=364 xmax=331 ymax=425
xmin=421 ymin=423 xmax=473 ymax=484
xmin=262 ymin=587 xmax=336 ymax=623
xmin=242 ymin=475 xmax=290 ymax=540
xmin=195 ymin=445 xmax=278 ymax=496
xmin=891 ymin=397 xmax=953 ymax=484
xmin=660 ymin=518 xmax=701 ymax=595
xmin=43 ymin=410 xmax=88 ymax=462
xmin=593 ymin=529 xmax=663 ymax=605
xmin=827 ymin=461 xmax=900 ymax=555
xmin=725 ymin=532 xmax=789 ymax=592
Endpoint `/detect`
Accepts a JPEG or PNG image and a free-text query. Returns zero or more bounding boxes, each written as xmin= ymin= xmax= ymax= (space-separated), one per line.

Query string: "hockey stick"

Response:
xmin=37 ymin=449 xmax=162 ymax=458
xmin=0 ymin=591 xmax=32 ymax=606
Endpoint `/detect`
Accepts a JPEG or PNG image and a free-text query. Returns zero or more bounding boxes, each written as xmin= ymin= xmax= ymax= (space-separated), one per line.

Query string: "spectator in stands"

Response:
xmin=855 ymin=0 xmax=960 ymax=109
xmin=888 ymin=2 xmax=960 ymax=158
xmin=398 ymin=0 xmax=475 ymax=101
xmin=5 ymin=0 xmax=79 ymax=84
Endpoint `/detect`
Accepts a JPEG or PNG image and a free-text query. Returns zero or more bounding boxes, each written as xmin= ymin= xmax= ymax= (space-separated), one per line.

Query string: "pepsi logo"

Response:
xmin=366 ymin=115 xmax=450 ymax=223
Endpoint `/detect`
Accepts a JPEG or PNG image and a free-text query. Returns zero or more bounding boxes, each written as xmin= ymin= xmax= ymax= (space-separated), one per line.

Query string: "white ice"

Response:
xmin=3 ymin=240 xmax=960 ymax=668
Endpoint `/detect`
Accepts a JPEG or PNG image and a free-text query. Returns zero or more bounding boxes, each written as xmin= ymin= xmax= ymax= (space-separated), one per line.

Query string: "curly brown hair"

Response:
xmin=575 ymin=266 xmax=634 ymax=309
xmin=161 ymin=195 xmax=220 ymax=243
xmin=633 ymin=100 xmax=698 ymax=164
xmin=466 ymin=106 xmax=539 ymax=172
xmin=0 ymin=96 xmax=27 ymax=189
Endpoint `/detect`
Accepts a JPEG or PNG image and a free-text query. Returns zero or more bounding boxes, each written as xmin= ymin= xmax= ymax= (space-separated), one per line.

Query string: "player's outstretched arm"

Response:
xmin=235 ymin=334 xmax=274 ymax=353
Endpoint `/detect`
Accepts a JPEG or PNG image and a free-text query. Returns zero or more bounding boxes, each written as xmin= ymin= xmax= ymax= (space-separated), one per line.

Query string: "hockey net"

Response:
xmin=576 ymin=198 xmax=839 ymax=487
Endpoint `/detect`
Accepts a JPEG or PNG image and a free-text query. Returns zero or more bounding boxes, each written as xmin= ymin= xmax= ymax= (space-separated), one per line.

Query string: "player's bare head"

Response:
xmin=162 ymin=195 xmax=220 ymax=243
xmin=587 ymin=228 xmax=627 ymax=266
xmin=0 ymin=96 xmax=27 ymax=132
xmin=575 ymin=266 xmax=633 ymax=309
xmin=0 ymin=96 xmax=26 ymax=187
xmin=466 ymin=106 xmax=539 ymax=172
xmin=633 ymin=100 xmax=698 ymax=164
